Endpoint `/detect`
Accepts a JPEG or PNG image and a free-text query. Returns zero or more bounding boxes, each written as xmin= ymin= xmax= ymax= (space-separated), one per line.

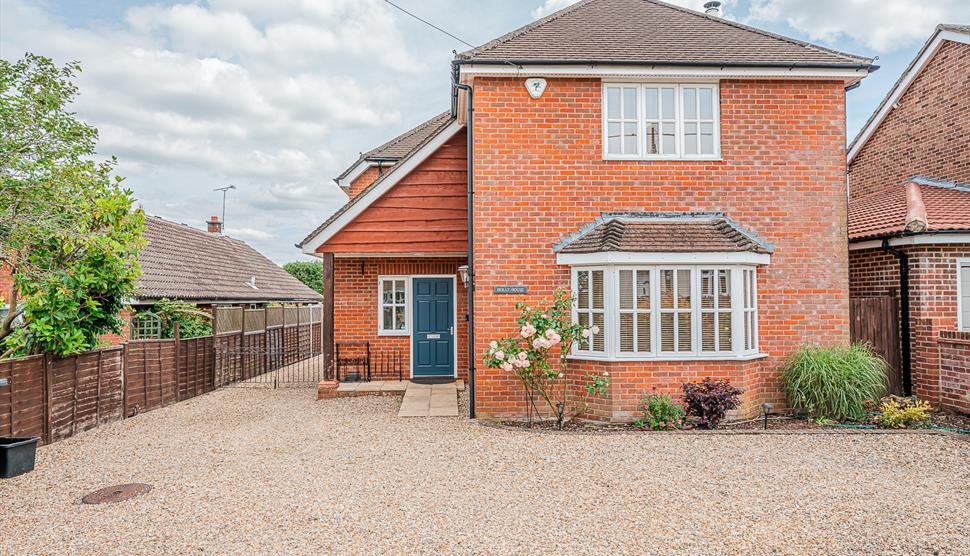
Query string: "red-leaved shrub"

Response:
xmin=682 ymin=378 xmax=743 ymax=429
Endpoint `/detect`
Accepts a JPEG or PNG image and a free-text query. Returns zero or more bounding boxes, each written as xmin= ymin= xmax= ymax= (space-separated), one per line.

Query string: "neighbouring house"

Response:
xmin=0 ymin=215 xmax=323 ymax=345
xmin=301 ymin=0 xmax=878 ymax=421
xmin=847 ymin=24 xmax=970 ymax=414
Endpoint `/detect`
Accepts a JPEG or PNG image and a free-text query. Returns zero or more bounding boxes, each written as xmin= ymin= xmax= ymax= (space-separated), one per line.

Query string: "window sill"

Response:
xmin=567 ymin=352 xmax=768 ymax=363
xmin=377 ymin=330 xmax=410 ymax=337
xmin=602 ymin=155 xmax=723 ymax=162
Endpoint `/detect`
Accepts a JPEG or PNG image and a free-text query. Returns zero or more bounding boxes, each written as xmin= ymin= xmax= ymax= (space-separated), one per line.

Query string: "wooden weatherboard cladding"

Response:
xmin=319 ymin=130 xmax=468 ymax=254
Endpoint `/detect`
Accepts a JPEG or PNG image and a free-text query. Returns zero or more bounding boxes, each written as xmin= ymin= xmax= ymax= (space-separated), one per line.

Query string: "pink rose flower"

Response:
xmin=500 ymin=362 xmax=513 ymax=372
xmin=495 ymin=350 xmax=505 ymax=360
xmin=489 ymin=341 xmax=498 ymax=349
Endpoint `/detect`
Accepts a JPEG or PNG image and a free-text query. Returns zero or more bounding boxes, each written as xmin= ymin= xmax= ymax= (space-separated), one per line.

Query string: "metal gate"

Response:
xmin=850 ymin=296 xmax=903 ymax=395
xmin=216 ymin=345 xmax=330 ymax=388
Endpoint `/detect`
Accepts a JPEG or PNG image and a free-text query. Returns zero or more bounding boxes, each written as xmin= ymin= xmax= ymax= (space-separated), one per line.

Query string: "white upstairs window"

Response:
xmin=603 ymin=83 xmax=720 ymax=160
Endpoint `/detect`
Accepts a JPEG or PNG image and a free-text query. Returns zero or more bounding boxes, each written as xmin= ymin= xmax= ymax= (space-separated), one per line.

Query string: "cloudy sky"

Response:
xmin=2 ymin=0 xmax=968 ymax=263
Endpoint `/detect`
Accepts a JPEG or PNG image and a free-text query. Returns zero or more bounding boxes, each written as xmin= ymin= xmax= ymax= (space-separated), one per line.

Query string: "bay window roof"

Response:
xmin=554 ymin=212 xmax=774 ymax=256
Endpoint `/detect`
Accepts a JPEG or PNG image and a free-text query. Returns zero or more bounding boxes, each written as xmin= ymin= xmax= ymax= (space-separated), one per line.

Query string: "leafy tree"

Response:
xmin=148 ymin=298 xmax=212 ymax=339
xmin=0 ymin=54 xmax=145 ymax=358
xmin=283 ymin=260 xmax=323 ymax=294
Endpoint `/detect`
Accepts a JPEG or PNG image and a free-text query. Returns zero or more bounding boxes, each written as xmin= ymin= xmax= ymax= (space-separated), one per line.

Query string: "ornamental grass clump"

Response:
xmin=782 ymin=343 xmax=888 ymax=422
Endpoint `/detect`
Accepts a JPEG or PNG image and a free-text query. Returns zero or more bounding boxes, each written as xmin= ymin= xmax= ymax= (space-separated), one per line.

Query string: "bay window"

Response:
xmin=603 ymin=83 xmax=720 ymax=160
xmin=571 ymin=266 xmax=760 ymax=360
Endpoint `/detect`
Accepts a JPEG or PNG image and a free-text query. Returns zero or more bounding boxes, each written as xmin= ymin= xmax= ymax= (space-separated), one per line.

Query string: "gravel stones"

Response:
xmin=1 ymin=388 xmax=967 ymax=555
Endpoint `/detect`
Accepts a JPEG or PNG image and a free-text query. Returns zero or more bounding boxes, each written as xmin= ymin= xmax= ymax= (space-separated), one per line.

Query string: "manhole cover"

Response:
xmin=81 ymin=483 xmax=152 ymax=505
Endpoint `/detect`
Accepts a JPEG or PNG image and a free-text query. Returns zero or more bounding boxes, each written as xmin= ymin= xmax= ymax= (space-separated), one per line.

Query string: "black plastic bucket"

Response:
xmin=1 ymin=437 xmax=39 ymax=478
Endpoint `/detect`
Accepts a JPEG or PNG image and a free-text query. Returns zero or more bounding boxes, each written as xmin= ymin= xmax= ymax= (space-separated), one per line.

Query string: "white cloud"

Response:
xmin=532 ymin=0 xmax=580 ymax=19
xmin=748 ymin=0 xmax=970 ymax=53
xmin=228 ymin=227 xmax=276 ymax=241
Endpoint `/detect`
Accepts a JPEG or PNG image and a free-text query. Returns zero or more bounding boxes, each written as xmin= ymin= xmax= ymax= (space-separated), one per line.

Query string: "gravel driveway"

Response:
xmin=2 ymin=387 xmax=968 ymax=555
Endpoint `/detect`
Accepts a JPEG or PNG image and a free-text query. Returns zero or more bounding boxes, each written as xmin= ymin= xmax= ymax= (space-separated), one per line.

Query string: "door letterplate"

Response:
xmin=426 ymin=333 xmax=441 ymax=339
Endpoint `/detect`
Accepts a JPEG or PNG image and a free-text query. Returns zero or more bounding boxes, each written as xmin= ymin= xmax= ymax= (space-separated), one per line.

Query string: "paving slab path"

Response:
xmin=397 ymin=381 xmax=459 ymax=417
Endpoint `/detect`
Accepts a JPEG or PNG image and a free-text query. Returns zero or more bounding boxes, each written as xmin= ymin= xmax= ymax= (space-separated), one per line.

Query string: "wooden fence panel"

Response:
xmin=123 ymin=340 xmax=177 ymax=416
xmin=0 ymin=355 xmax=45 ymax=441
xmin=48 ymin=348 xmax=124 ymax=442
xmin=850 ymin=296 xmax=903 ymax=395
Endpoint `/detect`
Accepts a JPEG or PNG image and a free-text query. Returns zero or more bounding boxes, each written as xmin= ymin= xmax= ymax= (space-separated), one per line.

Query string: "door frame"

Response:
xmin=409 ymin=274 xmax=458 ymax=379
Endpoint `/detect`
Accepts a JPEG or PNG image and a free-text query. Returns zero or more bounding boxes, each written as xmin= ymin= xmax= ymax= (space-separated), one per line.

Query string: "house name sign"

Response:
xmin=493 ymin=285 xmax=528 ymax=295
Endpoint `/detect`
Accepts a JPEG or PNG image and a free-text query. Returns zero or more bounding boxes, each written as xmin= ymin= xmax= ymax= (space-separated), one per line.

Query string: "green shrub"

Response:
xmin=875 ymin=398 xmax=931 ymax=429
xmin=635 ymin=392 xmax=685 ymax=431
xmin=782 ymin=344 xmax=888 ymax=421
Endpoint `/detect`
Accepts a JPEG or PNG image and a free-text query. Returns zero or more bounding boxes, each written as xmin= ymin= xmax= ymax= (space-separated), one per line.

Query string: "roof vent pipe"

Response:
xmin=704 ymin=1 xmax=721 ymax=16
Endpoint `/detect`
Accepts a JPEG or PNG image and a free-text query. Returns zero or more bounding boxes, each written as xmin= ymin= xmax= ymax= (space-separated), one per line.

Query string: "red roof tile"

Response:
xmin=848 ymin=178 xmax=970 ymax=241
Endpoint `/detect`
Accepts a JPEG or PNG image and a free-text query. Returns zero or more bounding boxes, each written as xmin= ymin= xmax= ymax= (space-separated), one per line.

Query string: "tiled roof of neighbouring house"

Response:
xmin=848 ymin=177 xmax=970 ymax=241
xmin=335 ymin=111 xmax=452 ymax=183
xmin=137 ymin=216 xmax=322 ymax=303
xmin=554 ymin=212 xmax=774 ymax=254
xmin=457 ymin=0 xmax=873 ymax=68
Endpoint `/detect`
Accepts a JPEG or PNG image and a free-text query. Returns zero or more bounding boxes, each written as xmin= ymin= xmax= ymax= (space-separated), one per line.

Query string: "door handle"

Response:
xmin=449 ymin=326 xmax=454 ymax=335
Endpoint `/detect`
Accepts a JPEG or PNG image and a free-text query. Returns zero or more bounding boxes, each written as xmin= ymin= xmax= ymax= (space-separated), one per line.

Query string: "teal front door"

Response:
xmin=412 ymin=278 xmax=454 ymax=377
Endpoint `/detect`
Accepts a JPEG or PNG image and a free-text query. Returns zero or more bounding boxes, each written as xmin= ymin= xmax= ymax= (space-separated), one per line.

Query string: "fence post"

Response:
xmin=174 ymin=322 xmax=181 ymax=402
xmin=96 ymin=349 xmax=103 ymax=425
xmin=43 ymin=354 xmax=52 ymax=443
xmin=322 ymin=253 xmax=335 ymax=381
xmin=263 ymin=307 xmax=269 ymax=376
xmin=211 ymin=306 xmax=218 ymax=389
xmin=122 ymin=342 xmax=129 ymax=417
xmin=239 ymin=307 xmax=247 ymax=381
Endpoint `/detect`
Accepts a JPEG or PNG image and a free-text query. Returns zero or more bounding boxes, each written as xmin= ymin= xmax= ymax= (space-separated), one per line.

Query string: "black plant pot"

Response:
xmin=1 ymin=437 xmax=39 ymax=478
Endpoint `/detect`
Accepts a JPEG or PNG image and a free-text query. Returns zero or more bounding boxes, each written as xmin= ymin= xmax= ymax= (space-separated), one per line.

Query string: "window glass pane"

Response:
xmin=395 ymin=306 xmax=406 ymax=330
xmin=645 ymin=88 xmax=659 ymax=119
xmin=661 ymin=313 xmax=675 ymax=351
xmin=592 ymin=271 xmax=605 ymax=309
xmin=382 ymin=306 xmax=393 ymax=330
xmin=962 ymin=265 xmax=970 ymax=329
xmin=395 ymin=281 xmax=406 ymax=303
xmin=620 ymin=313 xmax=634 ymax=352
xmin=661 ymin=88 xmax=675 ymax=119
xmin=623 ymin=87 xmax=637 ymax=119
xmin=607 ymin=122 xmax=621 ymax=154
xmin=718 ymin=270 xmax=731 ymax=308
xmin=678 ymin=313 xmax=692 ymax=352
xmin=606 ymin=87 xmax=620 ymax=119
xmin=683 ymin=87 xmax=697 ymax=119
xmin=577 ymin=271 xmax=590 ymax=309
xmin=645 ymin=123 xmax=660 ymax=154
xmin=700 ymin=122 xmax=714 ymax=154
xmin=577 ymin=312 xmax=590 ymax=350
xmin=623 ymin=122 xmax=638 ymax=154
xmin=660 ymin=270 xmax=674 ymax=309
xmin=699 ymin=88 xmax=714 ymax=119
xmin=636 ymin=271 xmax=650 ymax=309
xmin=677 ymin=269 xmax=692 ymax=308
xmin=701 ymin=269 xmax=715 ymax=309
xmin=718 ymin=314 xmax=732 ymax=352
xmin=592 ymin=312 xmax=605 ymax=351
xmin=382 ymin=281 xmax=393 ymax=304
xmin=702 ymin=313 xmax=715 ymax=351
xmin=619 ymin=270 xmax=633 ymax=310
xmin=684 ymin=123 xmax=698 ymax=155
xmin=637 ymin=313 xmax=651 ymax=352
xmin=661 ymin=122 xmax=676 ymax=154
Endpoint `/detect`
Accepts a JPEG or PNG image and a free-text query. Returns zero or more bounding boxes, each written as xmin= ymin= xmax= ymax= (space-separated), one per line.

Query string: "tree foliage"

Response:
xmin=283 ymin=261 xmax=324 ymax=294
xmin=147 ymin=298 xmax=212 ymax=339
xmin=0 ymin=54 xmax=145 ymax=357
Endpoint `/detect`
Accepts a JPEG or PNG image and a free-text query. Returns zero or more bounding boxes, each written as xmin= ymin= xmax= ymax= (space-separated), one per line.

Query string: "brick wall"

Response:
xmin=849 ymin=40 xmax=970 ymax=199
xmin=346 ymin=165 xmax=388 ymax=201
xmin=0 ymin=263 xmax=13 ymax=307
xmin=471 ymin=77 xmax=850 ymax=420
xmin=938 ymin=330 xmax=970 ymax=414
xmin=333 ymin=257 xmax=468 ymax=381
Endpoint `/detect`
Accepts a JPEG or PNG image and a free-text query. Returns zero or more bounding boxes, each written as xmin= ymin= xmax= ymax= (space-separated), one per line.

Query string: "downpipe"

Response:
xmin=453 ymin=69 xmax=475 ymax=419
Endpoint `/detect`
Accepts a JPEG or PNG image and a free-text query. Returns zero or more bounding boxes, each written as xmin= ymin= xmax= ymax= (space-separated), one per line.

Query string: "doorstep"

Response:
xmin=317 ymin=380 xmax=408 ymax=400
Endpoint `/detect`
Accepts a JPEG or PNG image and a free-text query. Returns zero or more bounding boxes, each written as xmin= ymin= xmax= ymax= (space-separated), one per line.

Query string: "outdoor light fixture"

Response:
xmin=762 ymin=402 xmax=773 ymax=430
xmin=458 ymin=265 xmax=469 ymax=287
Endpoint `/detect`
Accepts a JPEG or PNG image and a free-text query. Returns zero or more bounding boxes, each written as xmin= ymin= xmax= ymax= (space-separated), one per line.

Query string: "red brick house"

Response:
xmin=847 ymin=24 xmax=970 ymax=414
xmin=301 ymin=0 xmax=877 ymax=421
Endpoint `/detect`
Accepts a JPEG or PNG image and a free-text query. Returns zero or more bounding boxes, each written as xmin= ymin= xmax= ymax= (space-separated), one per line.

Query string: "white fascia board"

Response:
xmin=849 ymin=233 xmax=970 ymax=251
xmin=337 ymin=159 xmax=395 ymax=187
xmin=556 ymin=251 xmax=771 ymax=266
xmin=459 ymin=64 xmax=870 ymax=81
xmin=302 ymin=120 xmax=465 ymax=255
xmin=334 ymin=252 xmax=467 ymax=259
xmin=848 ymin=29 xmax=970 ymax=163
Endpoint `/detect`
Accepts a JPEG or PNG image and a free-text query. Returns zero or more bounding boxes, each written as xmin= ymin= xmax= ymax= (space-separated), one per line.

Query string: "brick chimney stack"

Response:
xmin=207 ymin=216 xmax=223 ymax=234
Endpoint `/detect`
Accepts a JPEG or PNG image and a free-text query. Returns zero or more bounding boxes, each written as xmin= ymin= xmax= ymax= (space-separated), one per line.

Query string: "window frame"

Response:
xmin=570 ymin=265 xmax=762 ymax=361
xmin=958 ymin=258 xmax=970 ymax=332
xmin=377 ymin=276 xmax=410 ymax=336
xmin=602 ymin=82 xmax=721 ymax=161
xmin=572 ymin=268 xmax=608 ymax=356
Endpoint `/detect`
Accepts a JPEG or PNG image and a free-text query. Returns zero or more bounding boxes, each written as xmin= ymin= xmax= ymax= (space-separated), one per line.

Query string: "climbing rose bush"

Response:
xmin=483 ymin=290 xmax=608 ymax=428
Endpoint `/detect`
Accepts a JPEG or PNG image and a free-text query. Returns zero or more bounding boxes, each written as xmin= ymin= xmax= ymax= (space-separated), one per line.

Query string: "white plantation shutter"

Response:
xmin=618 ymin=269 xmax=653 ymax=354
xmin=700 ymin=269 xmax=733 ymax=352
xmin=962 ymin=262 xmax=970 ymax=331
xmin=575 ymin=269 xmax=606 ymax=353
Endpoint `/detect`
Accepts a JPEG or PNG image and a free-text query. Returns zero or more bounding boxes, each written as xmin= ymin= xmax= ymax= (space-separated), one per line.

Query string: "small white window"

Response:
xmin=958 ymin=259 xmax=970 ymax=331
xmin=378 ymin=277 xmax=408 ymax=335
xmin=618 ymin=269 xmax=653 ymax=354
xmin=603 ymin=83 xmax=719 ymax=160
xmin=575 ymin=269 xmax=606 ymax=353
xmin=659 ymin=269 xmax=693 ymax=353
xmin=743 ymin=268 xmax=758 ymax=351
xmin=700 ymin=269 xmax=733 ymax=353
